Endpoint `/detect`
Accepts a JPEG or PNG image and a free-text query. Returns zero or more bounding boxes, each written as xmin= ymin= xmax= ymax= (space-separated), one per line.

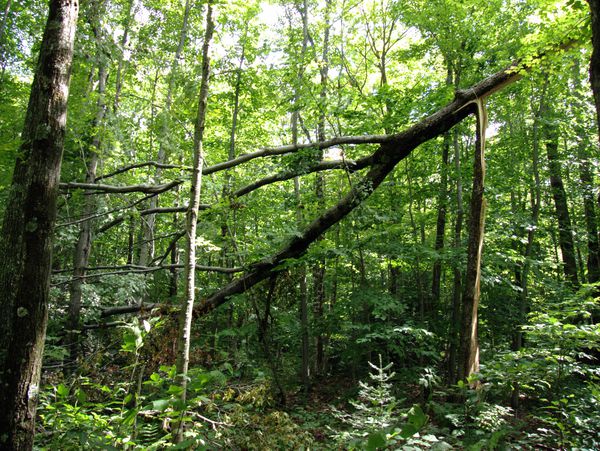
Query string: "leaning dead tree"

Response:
xmin=193 ymin=65 xmax=521 ymax=316
xmin=96 ymin=53 xmax=566 ymax=320
xmin=67 ymin=40 xmax=579 ymax=383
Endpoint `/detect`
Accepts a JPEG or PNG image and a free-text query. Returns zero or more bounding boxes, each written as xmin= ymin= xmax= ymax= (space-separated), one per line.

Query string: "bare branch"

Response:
xmin=202 ymin=134 xmax=390 ymax=175
xmin=233 ymin=157 xmax=371 ymax=198
xmin=100 ymin=303 xmax=166 ymax=318
xmin=60 ymin=180 xmax=183 ymax=194
xmin=96 ymin=205 xmax=209 ymax=235
xmin=96 ymin=161 xmax=191 ymax=181
xmin=53 ymin=263 xmax=243 ymax=275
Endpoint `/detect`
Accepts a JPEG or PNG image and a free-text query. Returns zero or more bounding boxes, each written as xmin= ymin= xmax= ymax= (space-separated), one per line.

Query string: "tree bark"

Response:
xmin=0 ymin=0 xmax=78 ymax=448
xmin=174 ymin=1 xmax=213 ymax=443
xmin=113 ymin=0 xmax=135 ymax=112
xmin=291 ymin=0 xmax=311 ymax=398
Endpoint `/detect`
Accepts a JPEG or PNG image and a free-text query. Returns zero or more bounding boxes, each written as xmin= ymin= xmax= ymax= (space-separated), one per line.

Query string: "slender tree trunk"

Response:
xmin=0 ymin=0 xmax=78 ymax=447
xmin=513 ymin=104 xmax=543 ymax=351
xmin=313 ymin=0 xmax=331 ymax=377
xmin=291 ymin=0 xmax=311 ymax=398
xmin=431 ymin=64 xmax=454 ymax=314
xmin=573 ymin=60 xmax=600 ymax=283
xmin=406 ymin=158 xmax=425 ymax=319
xmin=0 ymin=0 xmax=12 ymax=70
xmin=545 ymin=115 xmax=579 ymax=285
xmin=587 ymin=0 xmax=600 ymax=137
xmin=457 ymin=101 xmax=487 ymax=384
xmin=113 ymin=0 xmax=135 ymax=112
xmin=139 ymin=0 xmax=192 ymax=268
xmin=175 ymin=2 xmax=214 ymax=443
xmin=447 ymin=129 xmax=464 ymax=384
xmin=67 ymin=64 xmax=108 ymax=363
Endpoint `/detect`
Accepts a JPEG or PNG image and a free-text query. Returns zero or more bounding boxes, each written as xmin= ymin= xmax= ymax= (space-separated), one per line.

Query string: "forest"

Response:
xmin=0 ymin=0 xmax=599 ymax=449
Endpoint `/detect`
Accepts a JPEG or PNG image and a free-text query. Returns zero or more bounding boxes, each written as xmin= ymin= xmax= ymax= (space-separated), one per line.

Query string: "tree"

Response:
xmin=0 ymin=0 xmax=79 ymax=448
xmin=587 ymin=0 xmax=600 ymax=135
xmin=174 ymin=0 xmax=214 ymax=443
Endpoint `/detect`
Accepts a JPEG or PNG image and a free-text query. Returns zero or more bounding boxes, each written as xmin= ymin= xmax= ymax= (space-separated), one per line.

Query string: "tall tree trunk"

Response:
xmin=0 ymin=0 xmax=78 ymax=447
xmin=587 ymin=0 xmax=600 ymax=137
xmin=175 ymin=1 xmax=213 ymax=443
xmin=545 ymin=113 xmax=579 ymax=285
xmin=431 ymin=65 xmax=454 ymax=314
xmin=139 ymin=0 xmax=192 ymax=268
xmin=0 ymin=0 xmax=12 ymax=70
xmin=67 ymin=64 xmax=108 ymax=363
xmin=313 ymin=0 xmax=331 ymax=378
xmin=513 ymin=95 xmax=543 ymax=352
xmin=573 ymin=59 xmax=600 ymax=283
xmin=291 ymin=0 xmax=311 ymax=398
xmin=113 ymin=0 xmax=135 ymax=112
xmin=457 ymin=101 xmax=487 ymax=384
xmin=447 ymin=129 xmax=464 ymax=384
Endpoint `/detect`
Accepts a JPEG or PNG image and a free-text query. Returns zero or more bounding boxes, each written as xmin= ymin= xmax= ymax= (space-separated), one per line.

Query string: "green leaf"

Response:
xmin=366 ymin=431 xmax=387 ymax=450
xmin=152 ymin=398 xmax=171 ymax=411
xmin=56 ymin=384 xmax=69 ymax=398
xmin=400 ymin=423 xmax=419 ymax=438
xmin=407 ymin=404 xmax=428 ymax=429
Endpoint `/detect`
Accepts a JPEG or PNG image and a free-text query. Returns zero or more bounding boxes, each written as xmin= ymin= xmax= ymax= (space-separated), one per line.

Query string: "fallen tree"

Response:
xmin=102 ymin=59 xmax=524 ymax=319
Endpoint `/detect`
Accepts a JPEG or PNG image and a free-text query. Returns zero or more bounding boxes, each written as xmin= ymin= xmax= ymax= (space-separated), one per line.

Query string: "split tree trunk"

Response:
xmin=0 ymin=0 xmax=78 ymax=448
xmin=457 ymin=101 xmax=487 ymax=384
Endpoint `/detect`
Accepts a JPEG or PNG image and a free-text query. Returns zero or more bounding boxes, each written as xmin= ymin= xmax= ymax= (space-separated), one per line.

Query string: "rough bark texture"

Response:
xmin=0 ymin=0 xmax=78 ymax=448
xmin=573 ymin=60 xmax=600 ymax=283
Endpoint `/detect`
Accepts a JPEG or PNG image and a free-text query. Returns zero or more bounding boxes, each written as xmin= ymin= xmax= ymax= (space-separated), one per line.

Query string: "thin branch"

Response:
xmin=202 ymin=134 xmax=390 ymax=175
xmin=233 ymin=157 xmax=370 ymax=198
xmin=96 ymin=205 xmax=208 ymax=235
xmin=53 ymin=263 xmax=243 ymax=275
xmin=96 ymin=161 xmax=191 ymax=181
xmin=60 ymin=180 xmax=183 ymax=194
xmin=58 ymin=193 xmax=157 ymax=228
